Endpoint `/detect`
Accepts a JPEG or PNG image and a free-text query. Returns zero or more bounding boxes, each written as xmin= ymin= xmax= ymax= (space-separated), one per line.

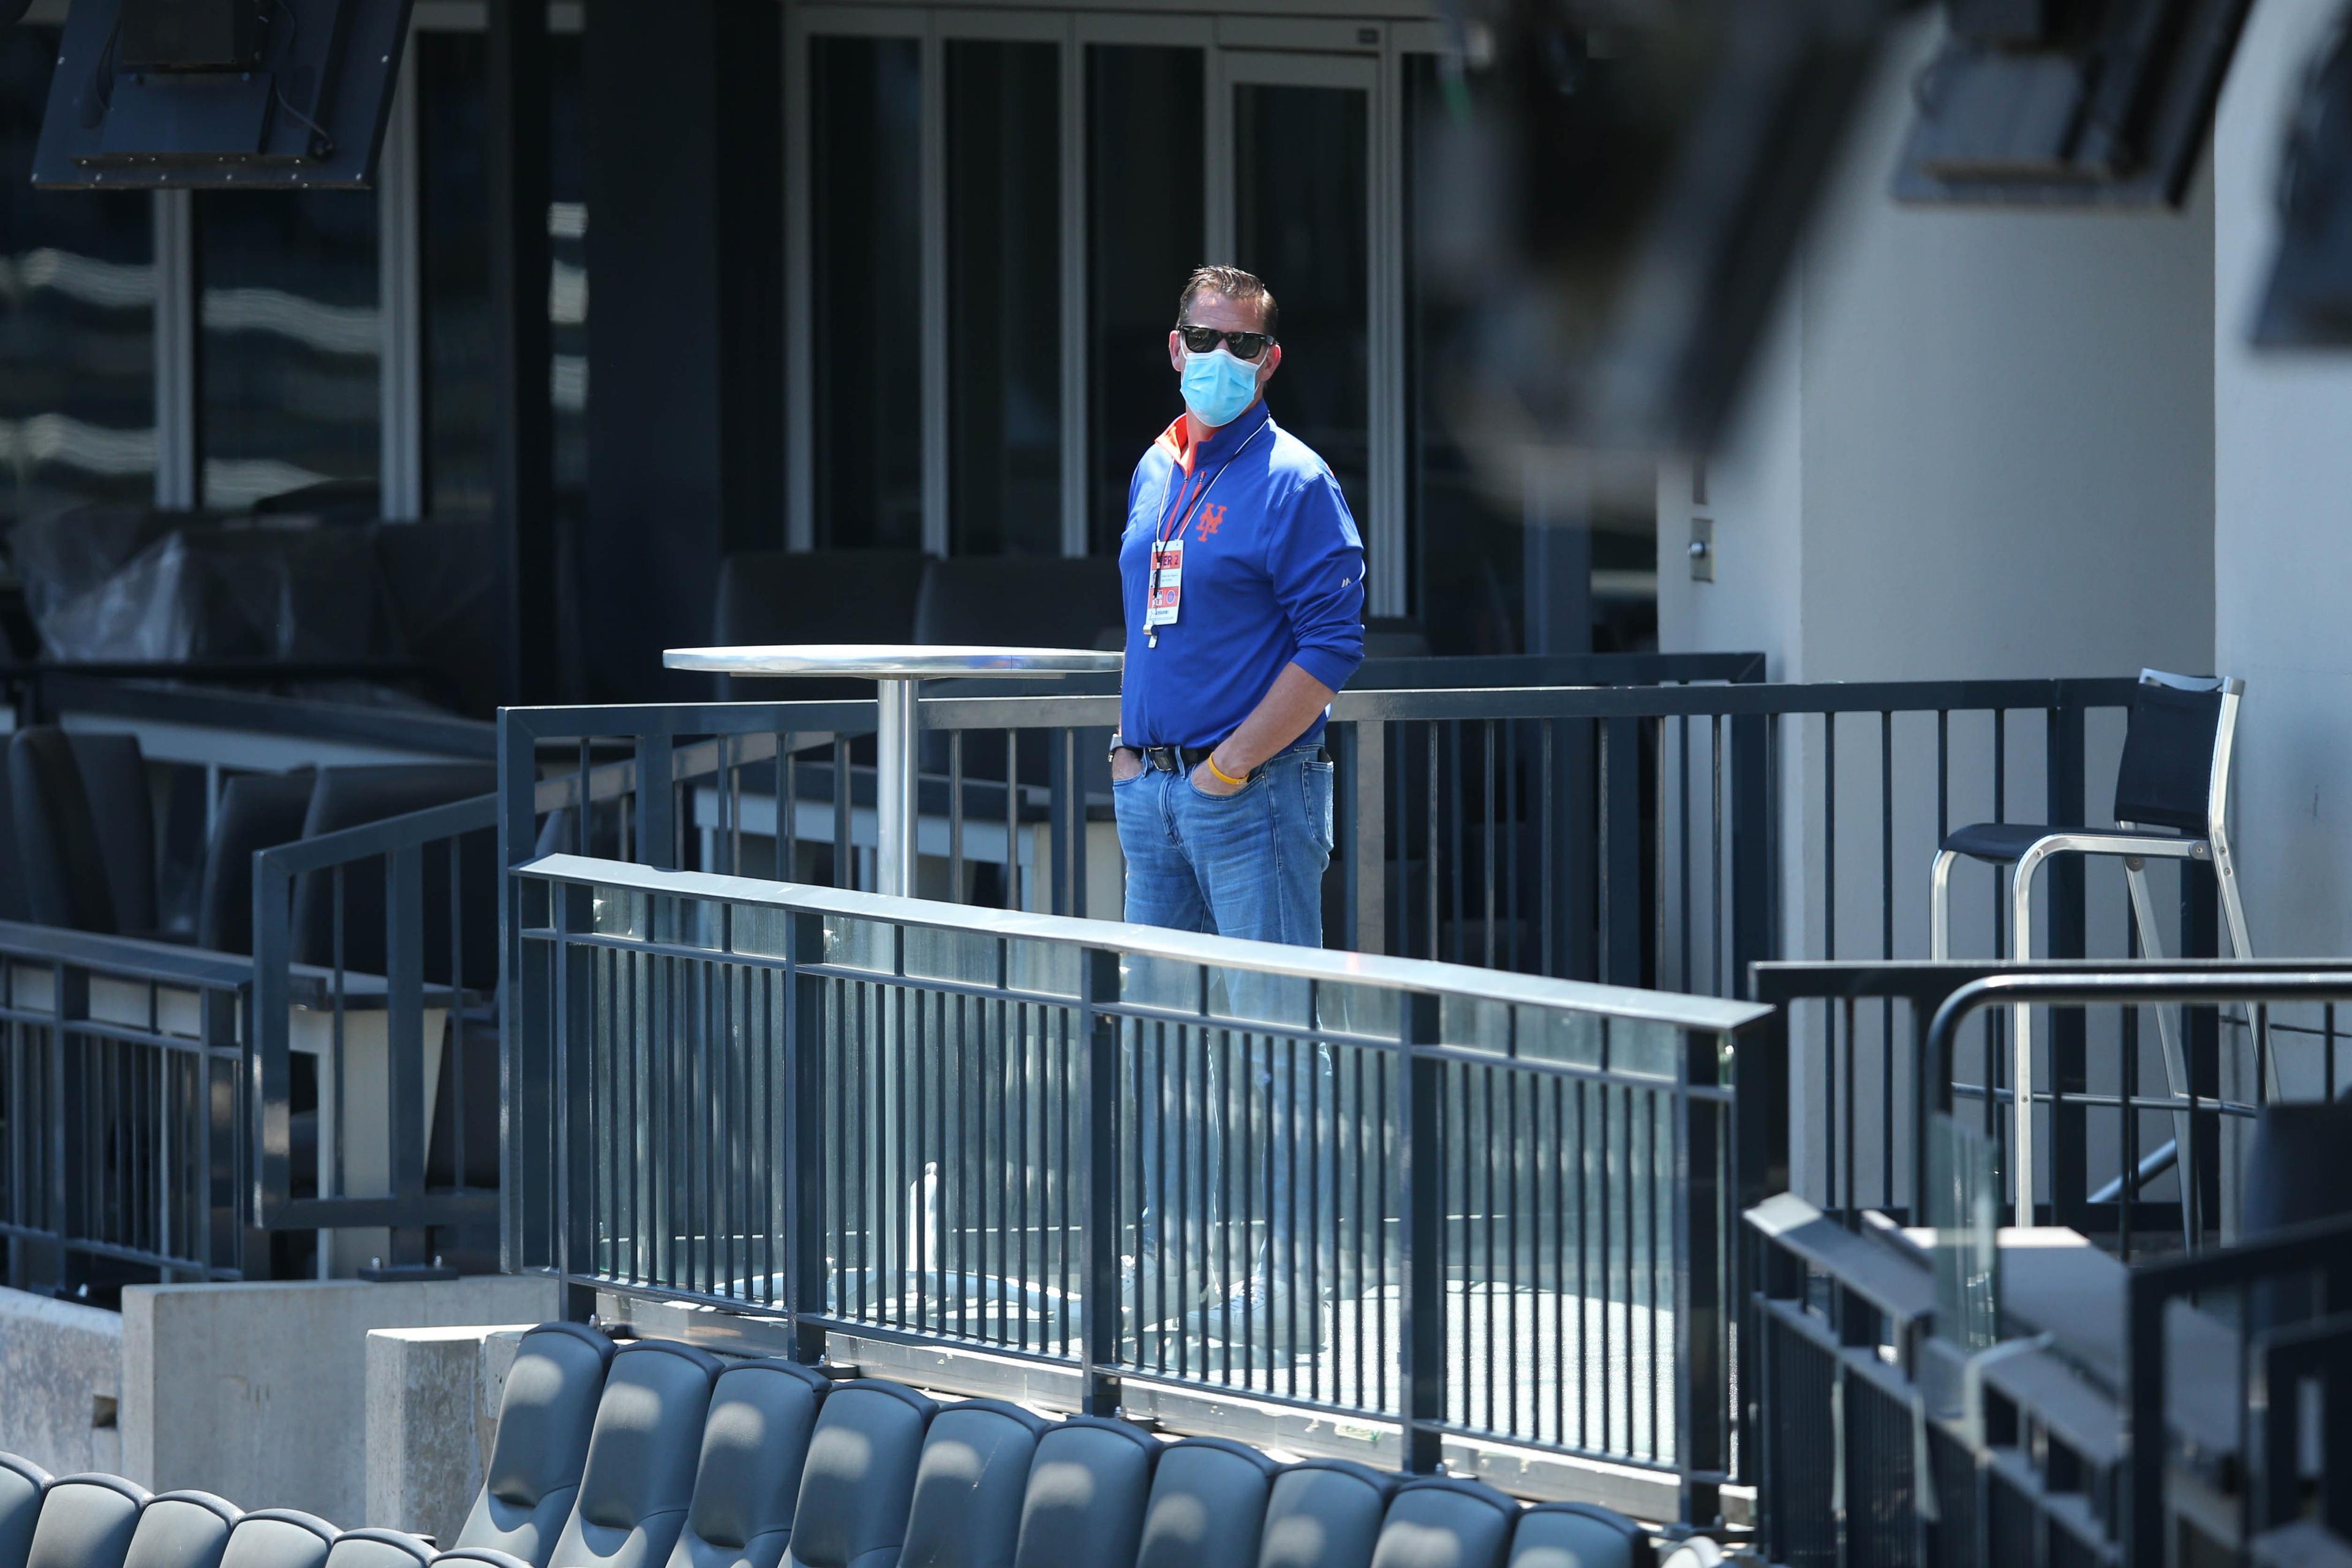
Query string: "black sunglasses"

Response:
xmin=1175 ymin=323 xmax=1275 ymax=360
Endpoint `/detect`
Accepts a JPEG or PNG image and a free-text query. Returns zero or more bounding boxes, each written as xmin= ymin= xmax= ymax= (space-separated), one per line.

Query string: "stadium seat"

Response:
xmin=1502 ymin=1504 xmax=1655 ymax=1568
xmin=1009 ymin=1418 xmax=1158 ymax=1568
xmin=899 ymin=1401 xmax=1048 ymax=1568
xmin=1134 ymin=1439 xmax=1276 ymax=1568
xmin=28 ymin=1477 xmax=149 ymax=1568
xmin=0 ymin=1455 xmax=49 ymax=1568
xmin=1368 ymin=1480 xmax=1517 ymax=1568
xmin=320 ymin=1534 xmax=434 ymax=1568
xmin=783 ymin=1381 xmax=937 ymax=1568
xmin=543 ymin=1341 xmax=723 ymax=1568
xmin=219 ymin=1513 xmax=337 ymax=1568
xmin=124 ymin=1494 xmax=240 ymax=1568
xmin=1256 ymin=1462 xmax=1395 ymax=1568
xmin=666 ymin=1362 xmax=832 ymax=1568
xmin=450 ymin=1323 xmax=617 ymax=1565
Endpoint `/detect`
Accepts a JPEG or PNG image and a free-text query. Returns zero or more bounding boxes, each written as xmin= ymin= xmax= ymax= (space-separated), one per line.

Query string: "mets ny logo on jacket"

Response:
xmin=1117 ymin=400 xmax=1368 ymax=752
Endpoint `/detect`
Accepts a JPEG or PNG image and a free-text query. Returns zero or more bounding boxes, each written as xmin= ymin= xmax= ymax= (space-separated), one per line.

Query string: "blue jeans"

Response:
xmin=1114 ymin=742 xmax=1335 ymax=1308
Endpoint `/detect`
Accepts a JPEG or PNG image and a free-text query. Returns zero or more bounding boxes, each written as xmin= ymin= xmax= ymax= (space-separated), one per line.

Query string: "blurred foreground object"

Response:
xmin=31 ymin=0 xmax=413 ymax=188
xmin=1896 ymin=0 xmax=2254 ymax=205
xmin=1416 ymin=0 xmax=1905 ymax=453
xmin=2254 ymin=5 xmax=2352 ymax=345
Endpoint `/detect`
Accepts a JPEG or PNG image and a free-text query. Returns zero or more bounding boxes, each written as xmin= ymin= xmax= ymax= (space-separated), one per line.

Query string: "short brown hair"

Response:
xmin=1177 ymin=265 xmax=1278 ymax=339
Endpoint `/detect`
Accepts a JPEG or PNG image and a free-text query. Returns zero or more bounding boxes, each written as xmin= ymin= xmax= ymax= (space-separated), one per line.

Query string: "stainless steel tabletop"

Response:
xmin=663 ymin=643 xmax=1125 ymax=679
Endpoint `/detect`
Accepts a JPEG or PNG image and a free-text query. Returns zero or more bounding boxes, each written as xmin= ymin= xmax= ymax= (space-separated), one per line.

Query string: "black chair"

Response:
xmin=1254 ymin=1462 xmax=1395 ymax=1568
xmin=712 ymin=551 xmax=932 ymax=702
xmin=67 ymin=734 xmax=157 ymax=935
xmin=1134 ymin=1439 xmax=1275 ymax=1568
xmin=0 ymin=1453 xmax=49 ymax=1568
xmin=26 ymin=1476 xmax=149 ymax=1568
xmin=448 ymin=1323 xmax=617 ymax=1567
xmin=124 ymin=1493 xmax=241 ymax=1568
xmin=1010 ymin=1419 xmax=1158 ymax=1568
xmin=10 ymin=729 xmax=124 ymax=935
xmin=1929 ymin=670 xmax=2253 ymax=1213
xmin=219 ymin=1514 xmax=337 ymax=1568
xmin=911 ymin=557 xmax=1121 ymax=652
xmin=197 ymin=772 xmax=317 ymax=955
xmin=1368 ymin=1480 xmax=1517 ymax=1568
xmin=1504 ymin=1504 xmax=1656 ymax=1568
xmin=666 ymin=1362 xmax=831 ymax=1568
xmin=899 ymin=1401 xmax=1047 ymax=1568
xmin=782 ymin=1381 xmax=938 ymax=1568
xmin=290 ymin=764 xmax=499 ymax=986
xmin=321 ymin=1534 xmax=434 ymax=1568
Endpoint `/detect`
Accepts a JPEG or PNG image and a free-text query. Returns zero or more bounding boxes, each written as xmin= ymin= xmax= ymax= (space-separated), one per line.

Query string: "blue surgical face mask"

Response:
xmin=1180 ymin=347 xmax=1262 ymax=428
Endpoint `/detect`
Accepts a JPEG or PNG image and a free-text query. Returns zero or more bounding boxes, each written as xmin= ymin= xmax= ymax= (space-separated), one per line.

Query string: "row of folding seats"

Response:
xmin=432 ymin=1324 xmax=1655 ymax=1568
xmin=0 ymin=1321 xmax=1652 ymax=1568
xmin=0 ymin=1454 xmax=438 ymax=1568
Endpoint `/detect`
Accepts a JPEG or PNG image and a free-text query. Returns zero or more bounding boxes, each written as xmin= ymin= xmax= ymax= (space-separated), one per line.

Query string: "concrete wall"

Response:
xmin=2213 ymin=0 xmax=2352 ymax=961
xmin=0 ymin=1289 xmax=123 ymax=1476
xmin=121 ymin=1276 xmax=559 ymax=1525
xmin=365 ymin=1325 xmax=536 ymax=1547
xmin=1659 ymin=10 xmax=2216 ymax=687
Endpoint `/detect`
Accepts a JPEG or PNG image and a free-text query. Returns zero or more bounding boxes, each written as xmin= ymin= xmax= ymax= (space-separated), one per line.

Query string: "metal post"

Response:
xmin=1081 ymin=949 xmax=1123 ymax=1414
xmin=1398 ymin=992 xmax=1444 ymax=1472
xmin=876 ymin=678 xmax=922 ymax=899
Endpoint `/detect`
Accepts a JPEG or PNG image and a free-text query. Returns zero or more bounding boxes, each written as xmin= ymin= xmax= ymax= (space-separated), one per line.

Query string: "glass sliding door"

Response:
xmin=1085 ymin=42 xmax=1203 ymax=554
xmin=944 ymin=37 xmax=1061 ymax=556
xmin=809 ymin=33 xmax=924 ymax=549
xmin=1221 ymin=54 xmax=1378 ymax=567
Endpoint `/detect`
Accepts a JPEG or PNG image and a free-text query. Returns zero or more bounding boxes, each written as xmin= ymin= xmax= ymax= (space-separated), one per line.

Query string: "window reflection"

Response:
xmin=1234 ymin=83 xmax=1370 ymax=524
xmin=810 ymin=35 xmax=922 ymax=549
xmin=199 ymin=186 xmax=380 ymax=510
xmin=946 ymin=39 xmax=1061 ymax=556
xmin=1086 ymin=45 xmax=1201 ymax=556
xmin=417 ymin=29 xmax=590 ymax=523
xmin=0 ymin=28 xmax=157 ymax=529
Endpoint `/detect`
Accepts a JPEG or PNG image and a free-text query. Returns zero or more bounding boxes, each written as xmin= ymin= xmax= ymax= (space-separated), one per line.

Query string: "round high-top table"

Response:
xmin=662 ymin=644 xmax=1123 ymax=898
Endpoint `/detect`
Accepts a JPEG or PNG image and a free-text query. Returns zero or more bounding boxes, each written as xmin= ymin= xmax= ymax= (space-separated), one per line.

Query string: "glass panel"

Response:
xmin=593 ymin=887 xmax=647 ymax=937
xmin=1401 ymin=55 xmax=1520 ymax=654
xmin=1085 ymin=45 xmax=1202 ymax=556
xmin=1523 ymin=1008 xmax=1603 ymax=1069
xmin=1441 ymin=995 xmax=1509 ymax=1053
xmin=1233 ymin=81 xmax=1368 ymax=520
xmin=1318 ymin=981 xmax=1398 ymax=1039
xmin=0 ymin=28 xmax=156 ymax=529
xmin=1120 ymin=952 xmax=1198 ymax=1012
xmin=946 ymin=39 xmax=1060 ymax=556
xmin=822 ymin=914 xmax=892 ymax=973
xmin=903 ymin=924 xmax=996 ymax=986
xmin=418 ymin=31 xmax=589 ymax=523
xmin=1210 ymin=968 xmax=1313 ymax=1030
xmin=810 ymin=35 xmax=922 ymax=549
xmin=1009 ymin=940 xmax=1081 ymax=998
xmin=1607 ymin=1017 xmax=1681 ymax=1080
xmin=731 ymin=904 xmax=791 ymax=958
xmin=1928 ymin=1112 xmax=2003 ymax=1351
xmin=200 ymin=187 xmax=380 ymax=509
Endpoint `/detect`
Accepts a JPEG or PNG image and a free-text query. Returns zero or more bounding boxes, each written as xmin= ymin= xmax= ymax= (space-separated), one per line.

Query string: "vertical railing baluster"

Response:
xmin=1399 ymin=992 xmax=1443 ymax=1473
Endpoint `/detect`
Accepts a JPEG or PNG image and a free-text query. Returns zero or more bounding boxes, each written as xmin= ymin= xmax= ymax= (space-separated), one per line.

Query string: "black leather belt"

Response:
xmin=1132 ymin=743 xmax=1329 ymax=775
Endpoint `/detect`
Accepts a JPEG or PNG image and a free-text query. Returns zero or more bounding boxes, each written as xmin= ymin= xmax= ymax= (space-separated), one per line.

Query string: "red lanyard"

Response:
xmin=1147 ymin=423 xmax=1264 ymax=616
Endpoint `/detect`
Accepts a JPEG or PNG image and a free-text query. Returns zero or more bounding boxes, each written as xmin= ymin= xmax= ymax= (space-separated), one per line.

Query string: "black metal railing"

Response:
xmin=0 ymin=925 xmax=251 ymax=1291
xmin=252 ymin=793 xmax=502 ymax=1275
xmin=0 ymin=789 xmax=500 ymax=1295
xmin=1751 ymin=959 xmax=2352 ymax=1253
xmin=1748 ymin=1188 xmax=2352 ymax=1567
xmin=498 ymin=669 xmax=2163 ymax=999
xmin=504 ymin=851 xmax=1771 ymax=1521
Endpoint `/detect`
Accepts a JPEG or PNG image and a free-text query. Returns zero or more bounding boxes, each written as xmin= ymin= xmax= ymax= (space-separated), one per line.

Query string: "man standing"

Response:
xmin=1110 ymin=265 xmax=1365 ymax=1351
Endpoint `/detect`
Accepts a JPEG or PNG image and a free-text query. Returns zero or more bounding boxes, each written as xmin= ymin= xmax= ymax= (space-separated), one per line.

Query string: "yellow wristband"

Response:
xmin=1207 ymin=755 xmax=1248 ymax=787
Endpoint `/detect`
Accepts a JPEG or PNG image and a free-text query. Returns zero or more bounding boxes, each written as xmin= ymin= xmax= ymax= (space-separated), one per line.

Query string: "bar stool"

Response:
xmin=1929 ymin=670 xmax=2251 ymax=1219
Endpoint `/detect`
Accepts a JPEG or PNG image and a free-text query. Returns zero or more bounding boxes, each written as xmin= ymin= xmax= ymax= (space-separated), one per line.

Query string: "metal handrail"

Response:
xmin=525 ymin=853 xmax=1773 ymax=1036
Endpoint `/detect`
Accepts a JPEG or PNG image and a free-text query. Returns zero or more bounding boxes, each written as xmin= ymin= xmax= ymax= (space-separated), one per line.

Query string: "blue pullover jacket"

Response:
xmin=1118 ymin=399 xmax=1367 ymax=750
